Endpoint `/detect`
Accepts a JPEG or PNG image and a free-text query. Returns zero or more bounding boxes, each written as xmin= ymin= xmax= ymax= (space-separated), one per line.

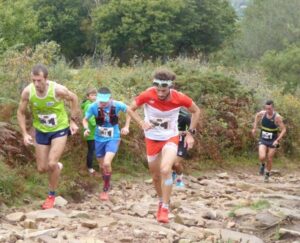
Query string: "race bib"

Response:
xmin=149 ymin=118 xmax=170 ymax=130
xmin=262 ymin=131 xmax=273 ymax=140
xmin=38 ymin=114 xmax=57 ymax=127
xmin=98 ymin=127 xmax=114 ymax=138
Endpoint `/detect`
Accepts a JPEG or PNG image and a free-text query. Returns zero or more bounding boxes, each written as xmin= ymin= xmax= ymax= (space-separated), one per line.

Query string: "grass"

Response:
xmin=228 ymin=199 xmax=271 ymax=218
xmin=250 ymin=199 xmax=270 ymax=211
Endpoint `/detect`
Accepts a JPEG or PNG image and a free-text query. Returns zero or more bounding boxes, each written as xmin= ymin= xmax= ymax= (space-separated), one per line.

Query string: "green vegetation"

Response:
xmin=0 ymin=0 xmax=235 ymax=62
xmin=250 ymin=200 xmax=270 ymax=211
xmin=228 ymin=199 xmax=270 ymax=217
xmin=235 ymin=0 xmax=300 ymax=59
xmin=1 ymin=0 xmax=300 ymax=207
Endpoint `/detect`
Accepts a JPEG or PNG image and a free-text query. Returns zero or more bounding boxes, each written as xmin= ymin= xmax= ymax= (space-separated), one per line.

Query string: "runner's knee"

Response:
xmin=48 ymin=162 xmax=59 ymax=171
xmin=160 ymin=167 xmax=171 ymax=178
xmin=37 ymin=165 xmax=48 ymax=173
xmin=151 ymin=173 xmax=160 ymax=183
xmin=259 ymin=154 xmax=266 ymax=161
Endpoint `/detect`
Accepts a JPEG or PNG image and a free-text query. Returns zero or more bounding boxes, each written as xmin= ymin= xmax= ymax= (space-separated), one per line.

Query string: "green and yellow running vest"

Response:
xmin=29 ymin=81 xmax=69 ymax=133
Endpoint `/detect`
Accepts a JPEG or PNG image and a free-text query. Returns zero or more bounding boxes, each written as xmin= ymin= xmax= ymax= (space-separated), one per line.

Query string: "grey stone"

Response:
xmin=25 ymin=228 xmax=60 ymax=239
xmin=255 ymin=211 xmax=281 ymax=228
xmin=6 ymin=212 xmax=26 ymax=222
xmin=69 ymin=210 xmax=90 ymax=218
xmin=81 ymin=220 xmax=98 ymax=229
xmin=54 ymin=196 xmax=68 ymax=207
xmin=234 ymin=207 xmax=256 ymax=217
xmin=216 ymin=172 xmax=229 ymax=179
xmin=22 ymin=219 xmax=38 ymax=229
xmin=205 ymin=228 xmax=264 ymax=243
xmin=26 ymin=208 xmax=66 ymax=220
xmin=279 ymin=228 xmax=300 ymax=238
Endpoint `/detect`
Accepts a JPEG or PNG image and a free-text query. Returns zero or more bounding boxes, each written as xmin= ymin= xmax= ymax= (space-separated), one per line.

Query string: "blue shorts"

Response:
xmin=259 ymin=139 xmax=279 ymax=148
xmin=35 ymin=127 xmax=70 ymax=145
xmin=95 ymin=140 xmax=120 ymax=158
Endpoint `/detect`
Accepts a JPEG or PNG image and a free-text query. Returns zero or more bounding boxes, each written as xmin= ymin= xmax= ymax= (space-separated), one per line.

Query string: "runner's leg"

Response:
xmin=86 ymin=140 xmax=95 ymax=170
xmin=258 ymin=144 xmax=267 ymax=175
xmin=48 ymin=135 xmax=68 ymax=191
xmin=160 ymin=143 xmax=177 ymax=205
xmin=266 ymin=147 xmax=276 ymax=172
xmin=148 ymin=154 xmax=162 ymax=198
xmin=35 ymin=144 xmax=51 ymax=173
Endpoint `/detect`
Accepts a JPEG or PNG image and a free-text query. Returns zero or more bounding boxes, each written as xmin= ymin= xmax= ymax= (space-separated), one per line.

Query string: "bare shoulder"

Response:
xmin=54 ymin=82 xmax=77 ymax=101
xmin=54 ymin=82 xmax=70 ymax=97
xmin=21 ymin=85 xmax=31 ymax=100
xmin=275 ymin=113 xmax=283 ymax=122
xmin=257 ymin=110 xmax=266 ymax=117
xmin=54 ymin=82 xmax=68 ymax=94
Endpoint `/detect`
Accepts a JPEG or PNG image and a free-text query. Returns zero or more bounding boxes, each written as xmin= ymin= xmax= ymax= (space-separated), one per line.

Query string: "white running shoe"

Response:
xmin=58 ymin=162 xmax=63 ymax=170
xmin=88 ymin=168 xmax=95 ymax=174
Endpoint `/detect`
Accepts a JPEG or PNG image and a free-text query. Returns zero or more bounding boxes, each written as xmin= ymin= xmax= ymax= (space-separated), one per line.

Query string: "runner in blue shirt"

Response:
xmin=82 ymin=87 xmax=130 ymax=200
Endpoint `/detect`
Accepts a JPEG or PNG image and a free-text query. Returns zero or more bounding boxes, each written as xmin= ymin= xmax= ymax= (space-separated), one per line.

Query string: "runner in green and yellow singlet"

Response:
xmin=17 ymin=64 xmax=79 ymax=209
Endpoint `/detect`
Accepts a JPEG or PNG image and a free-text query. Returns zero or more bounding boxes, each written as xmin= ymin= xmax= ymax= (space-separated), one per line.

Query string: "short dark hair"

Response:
xmin=98 ymin=87 xmax=111 ymax=94
xmin=153 ymin=68 xmax=176 ymax=81
xmin=32 ymin=64 xmax=48 ymax=78
xmin=86 ymin=88 xmax=97 ymax=96
xmin=265 ymin=100 xmax=274 ymax=106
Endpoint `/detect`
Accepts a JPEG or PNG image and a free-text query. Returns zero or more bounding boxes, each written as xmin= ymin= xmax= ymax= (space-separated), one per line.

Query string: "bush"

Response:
xmin=261 ymin=44 xmax=300 ymax=94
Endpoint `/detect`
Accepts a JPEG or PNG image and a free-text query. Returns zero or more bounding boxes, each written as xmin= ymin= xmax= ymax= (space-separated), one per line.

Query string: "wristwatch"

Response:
xmin=188 ymin=128 xmax=196 ymax=135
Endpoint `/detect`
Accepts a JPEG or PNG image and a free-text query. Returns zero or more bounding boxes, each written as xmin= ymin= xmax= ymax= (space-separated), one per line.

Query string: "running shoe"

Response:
xmin=157 ymin=207 xmax=169 ymax=223
xmin=176 ymin=180 xmax=185 ymax=188
xmin=99 ymin=191 xmax=109 ymax=201
xmin=41 ymin=195 xmax=55 ymax=209
xmin=88 ymin=168 xmax=95 ymax=175
xmin=156 ymin=202 xmax=162 ymax=219
xmin=58 ymin=162 xmax=63 ymax=170
xmin=259 ymin=163 xmax=265 ymax=176
xmin=264 ymin=172 xmax=270 ymax=183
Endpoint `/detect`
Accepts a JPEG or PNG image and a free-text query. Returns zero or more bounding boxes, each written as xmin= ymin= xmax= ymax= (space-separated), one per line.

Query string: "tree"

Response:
xmin=0 ymin=0 xmax=40 ymax=53
xmin=236 ymin=0 xmax=300 ymax=59
xmin=92 ymin=0 xmax=184 ymax=62
xmin=92 ymin=0 xmax=236 ymax=62
xmin=261 ymin=44 xmax=300 ymax=94
xmin=176 ymin=0 xmax=236 ymax=55
xmin=32 ymin=0 xmax=94 ymax=59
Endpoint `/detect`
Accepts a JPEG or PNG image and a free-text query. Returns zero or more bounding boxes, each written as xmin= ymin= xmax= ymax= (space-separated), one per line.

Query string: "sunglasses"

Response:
xmin=152 ymin=79 xmax=173 ymax=88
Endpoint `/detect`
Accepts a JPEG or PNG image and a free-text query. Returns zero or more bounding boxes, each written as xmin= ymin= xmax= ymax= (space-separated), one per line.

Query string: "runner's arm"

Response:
xmin=55 ymin=84 xmax=79 ymax=134
xmin=184 ymin=102 xmax=200 ymax=149
xmin=124 ymin=113 xmax=131 ymax=129
xmin=17 ymin=88 xmax=30 ymax=135
xmin=82 ymin=117 xmax=90 ymax=136
xmin=17 ymin=87 xmax=33 ymax=145
xmin=275 ymin=115 xmax=286 ymax=143
xmin=252 ymin=111 xmax=264 ymax=136
xmin=187 ymin=102 xmax=201 ymax=131
xmin=128 ymin=100 xmax=152 ymax=130
xmin=55 ymin=84 xmax=79 ymax=120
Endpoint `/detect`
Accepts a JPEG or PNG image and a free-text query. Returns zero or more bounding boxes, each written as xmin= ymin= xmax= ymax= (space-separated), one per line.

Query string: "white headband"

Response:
xmin=153 ymin=79 xmax=173 ymax=83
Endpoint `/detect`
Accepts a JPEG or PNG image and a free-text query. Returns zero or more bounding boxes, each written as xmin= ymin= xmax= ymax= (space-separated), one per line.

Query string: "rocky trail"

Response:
xmin=1 ymin=169 xmax=300 ymax=243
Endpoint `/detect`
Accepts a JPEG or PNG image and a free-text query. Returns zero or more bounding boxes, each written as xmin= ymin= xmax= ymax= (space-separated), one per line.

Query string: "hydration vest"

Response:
xmin=95 ymin=105 xmax=118 ymax=126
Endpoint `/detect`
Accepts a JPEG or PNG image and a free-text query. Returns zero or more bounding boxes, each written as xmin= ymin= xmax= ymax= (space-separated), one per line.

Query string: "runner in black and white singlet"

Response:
xmin=252 ymin=100 xmax=286 ymax=182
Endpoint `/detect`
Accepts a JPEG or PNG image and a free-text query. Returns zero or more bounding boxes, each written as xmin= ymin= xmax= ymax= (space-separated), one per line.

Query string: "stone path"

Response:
xmin=1 ymin=170 xmax=300 ymax=243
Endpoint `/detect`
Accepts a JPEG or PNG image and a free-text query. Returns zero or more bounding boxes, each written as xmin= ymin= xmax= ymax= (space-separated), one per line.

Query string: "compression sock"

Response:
xmin=102 ymin=172 xmax=111 ymax=191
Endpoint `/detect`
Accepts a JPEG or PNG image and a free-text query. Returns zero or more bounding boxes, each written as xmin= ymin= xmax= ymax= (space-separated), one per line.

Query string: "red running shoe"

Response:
xmin=156 ymin=202 xmax=162 ymax=219
xmin=99 ymin=191 xmax=109 ymax=201
xmin=41 ymin=195 xmax=55 ymax=209
xmin=157 ymin=207 xmax=169 ymax=223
